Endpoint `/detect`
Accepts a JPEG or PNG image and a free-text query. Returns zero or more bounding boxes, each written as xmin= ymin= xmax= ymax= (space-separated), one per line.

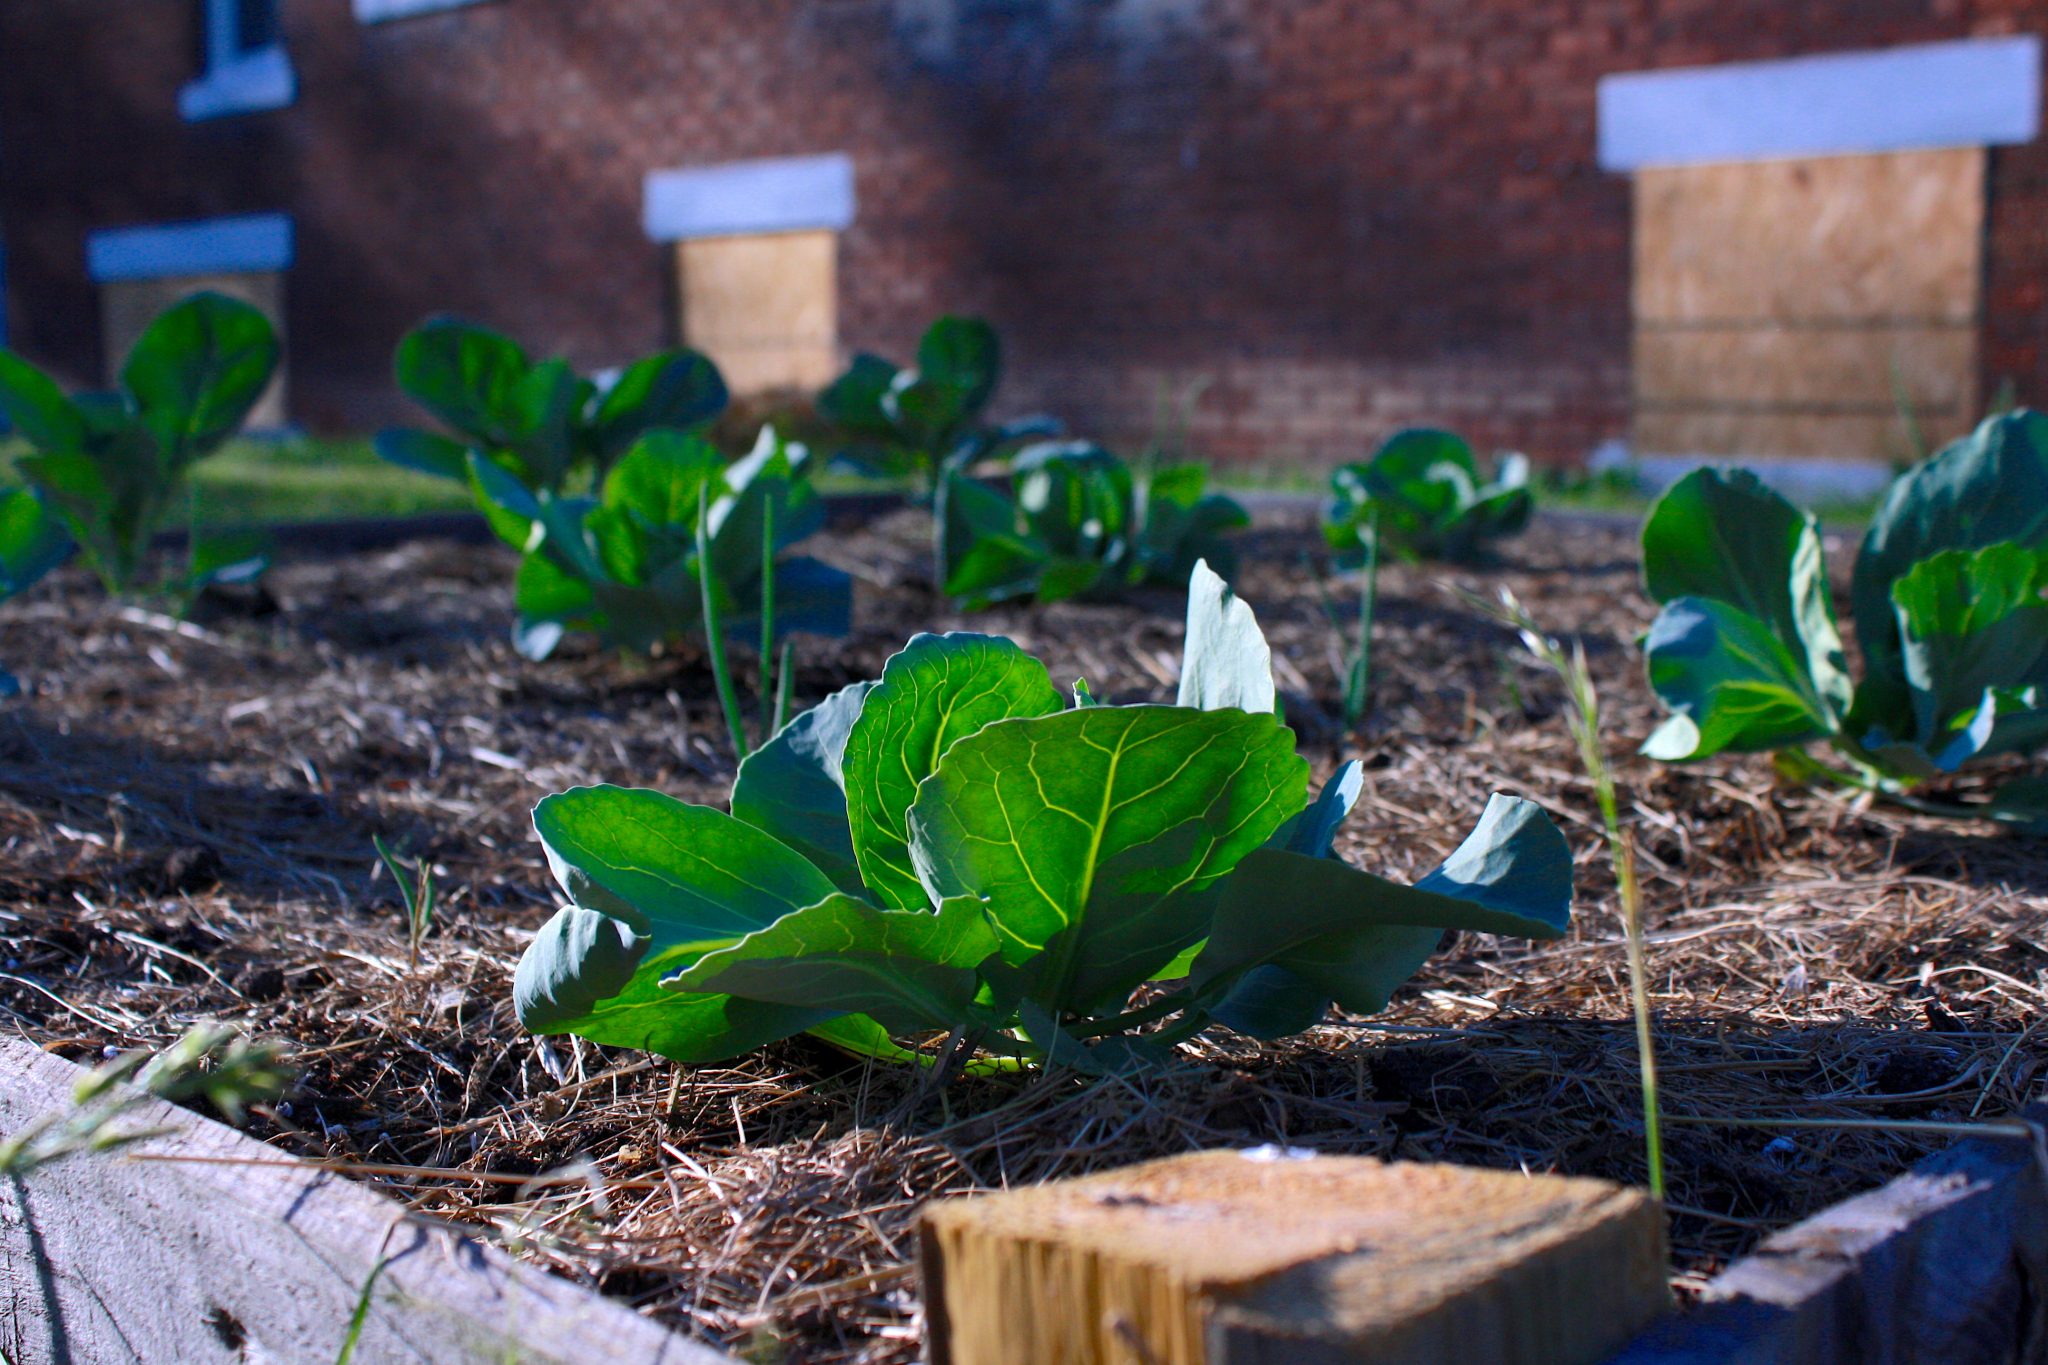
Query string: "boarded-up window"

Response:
xmin=1631 ymin=147 xmax=1984 ymax=463
xmin=676 ymin=229 xmax=838 ymax=398
xmin=101 ymin=272 xmax=287 ymax=428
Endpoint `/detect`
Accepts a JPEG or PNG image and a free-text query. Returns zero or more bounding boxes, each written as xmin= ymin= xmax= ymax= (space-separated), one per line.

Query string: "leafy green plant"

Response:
xmin=0 ymin=486 xmax=70 ymax=695
xmin=1640 ymin=409 xmax=2048 ymax=824
xmin=0 ymin=486 xmax=71 ymax=605
xmin=937 ymin=442 xmax=1249 ymax=609
xmin=511 ymin=562 xmax=1573 ymax=1074
xmin=375 ymin=316 xmax=728 ymax=495
xmin=1325 ymin=428 xmax=1533 ymax=565
xmin=0 ymin=292 xmax=280 ymax=595
xmin=817 ymin=315 xmax=1053 ymax=494
xmin=467 ymin=425 xmax=852 ymax=668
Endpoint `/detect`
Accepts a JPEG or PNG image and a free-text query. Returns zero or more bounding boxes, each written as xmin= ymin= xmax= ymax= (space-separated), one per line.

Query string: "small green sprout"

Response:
xmin=372 ymin=836 xmax=438 ymax=969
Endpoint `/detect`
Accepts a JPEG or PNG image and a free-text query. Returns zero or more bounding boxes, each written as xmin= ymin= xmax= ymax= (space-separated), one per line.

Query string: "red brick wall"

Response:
xmin=2 ymin=0 xmax=2045 ymax=467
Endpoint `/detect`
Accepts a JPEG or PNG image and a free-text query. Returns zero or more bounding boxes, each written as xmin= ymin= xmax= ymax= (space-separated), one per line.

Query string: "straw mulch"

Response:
xmin=2 ymin=510 xmax=2042 ymax=1363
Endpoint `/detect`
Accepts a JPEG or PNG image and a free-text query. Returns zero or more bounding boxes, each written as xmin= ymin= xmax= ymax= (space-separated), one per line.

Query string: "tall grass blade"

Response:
xmin=332 ymin=1254 xmax=392 ymax=1365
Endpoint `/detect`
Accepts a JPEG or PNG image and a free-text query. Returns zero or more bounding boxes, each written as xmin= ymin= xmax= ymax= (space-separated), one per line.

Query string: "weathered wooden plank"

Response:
xmin=920 ymin=1149 xmax=1668 ymax=1365
xmin=1606 ymin=1113 xmax=2048 ymax=1365
xmin=0 ymin=1038 xmax=730 ymax=1365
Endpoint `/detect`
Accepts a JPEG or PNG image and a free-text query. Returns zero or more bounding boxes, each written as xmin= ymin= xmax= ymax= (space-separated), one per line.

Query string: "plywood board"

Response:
xmin=1631 ymin=147 xmax=1985 ymax=461
xmin=677 ymin=229 xmax=839 ymax=396
xmin=1633 ymin=148 xmax=1985 ymax=324
xmin=1633 ymin=325 xmax=1976 ymax=411
xmin=921 ymin=1150 xmax=1667 ymax=1365
xmin=100 ymin=272 xmax=288 ymax=429
xmin=1634 ymin=409 xmax=1931 ymax=464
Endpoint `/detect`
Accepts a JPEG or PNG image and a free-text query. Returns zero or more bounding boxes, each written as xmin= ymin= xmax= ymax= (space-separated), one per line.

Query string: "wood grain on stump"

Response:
xmin=919 ymin=1148 xmax=1667 ymax=1365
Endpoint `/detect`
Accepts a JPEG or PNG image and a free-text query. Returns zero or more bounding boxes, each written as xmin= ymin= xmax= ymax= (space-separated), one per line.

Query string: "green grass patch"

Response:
xmin=0 ymin=433 xmax=475 ymax=528
xmin=4 ymin=430 xmax=1887 ymax=534
xmin=187 ymin=436 xmax=475 ymax=526
xmin=1213 ymin=462 xmax=1883 ymax=530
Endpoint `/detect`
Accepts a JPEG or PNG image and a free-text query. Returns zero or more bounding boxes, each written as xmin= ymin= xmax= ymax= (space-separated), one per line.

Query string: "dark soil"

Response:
xmin=2 ymin=506 xmax=2043 ymax=1363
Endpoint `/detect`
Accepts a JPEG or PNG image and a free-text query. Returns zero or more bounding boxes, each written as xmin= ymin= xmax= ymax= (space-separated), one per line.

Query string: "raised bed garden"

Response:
xmin=3 ymin=498 xmax=2044 ymax=1362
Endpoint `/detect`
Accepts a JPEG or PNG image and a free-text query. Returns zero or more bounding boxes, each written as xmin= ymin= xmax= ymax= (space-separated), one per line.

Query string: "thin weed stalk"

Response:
xmin=1316 ymin=510 xmax=1380 ymax=744
xmin=773 ymin=639 xmax=795 ymax=736
xmin=1343 ymin=510 xmax=1380 ymax=734
xmin=759 ymin=494 xmax=777 ymax=745
xmin=1478 ymin=587 xmax=1666 ymax=1200
xmin=698 ymin=488 xmax=750 ymax=762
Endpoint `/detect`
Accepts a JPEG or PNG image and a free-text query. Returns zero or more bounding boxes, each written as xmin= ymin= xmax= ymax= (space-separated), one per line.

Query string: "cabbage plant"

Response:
xmin=0 ymin=292 xmax=279 ymax=595
xmin=1640 ymin=409 xmax=2048 ymax=824
xmin=468 ymin=426 xmax=850 ymax=663
xmin=0 ymin=488 xmax=70 ymax=694
xmin=512 ymin=562 xmax=1573 ymax=1072
xmin=938 ymin=442 xmax=1250 ymax=609
xmin=1324 ymin=428 xmax=1532 ymax=565
xmin=817 ymin=315 xmax=1053 ymax=494
xmin=376 ymin=316 xmax=728 ymax=495
xmin=0 ymin=488 xmax=70 ymax=606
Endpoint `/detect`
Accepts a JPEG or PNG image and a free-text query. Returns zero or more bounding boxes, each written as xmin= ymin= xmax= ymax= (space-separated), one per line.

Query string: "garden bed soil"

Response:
xmin=2 ymin=507 xmax=2044 ymax=1364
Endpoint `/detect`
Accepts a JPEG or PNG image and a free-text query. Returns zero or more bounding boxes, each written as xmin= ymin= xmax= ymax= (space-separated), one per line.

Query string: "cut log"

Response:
xmin=0 ymin=1038 xmax=729 ymax=1364
xmin=919 ymin=1148 xmax=1668 ymax=1365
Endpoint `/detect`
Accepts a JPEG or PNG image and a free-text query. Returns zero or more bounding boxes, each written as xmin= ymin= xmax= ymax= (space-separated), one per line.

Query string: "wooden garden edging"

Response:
xmin=1605 ymin=1107 xmax=2048 ymax=1365
xmin=9 ymin=1028 xmax=2041 ymax=1365
xmin=0 ymin=1038 xmax=731 ymax=1365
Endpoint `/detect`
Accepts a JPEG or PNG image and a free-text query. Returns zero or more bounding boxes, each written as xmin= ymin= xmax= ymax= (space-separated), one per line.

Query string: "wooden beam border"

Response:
xmin=1607 ymin=1109 xmax=2048 ymax=1364
xmin=0 ymin=1038 xmax=730 ymax=1365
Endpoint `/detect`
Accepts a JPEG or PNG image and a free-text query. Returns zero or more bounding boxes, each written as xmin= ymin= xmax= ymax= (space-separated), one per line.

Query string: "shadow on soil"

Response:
xmin=0 ymin=712 xmax=367 ymax=904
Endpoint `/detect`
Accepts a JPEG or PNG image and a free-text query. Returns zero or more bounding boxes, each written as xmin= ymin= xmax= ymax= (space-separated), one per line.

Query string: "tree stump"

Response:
xmin=920 ymin=1149 xmax=1667 ymax=1365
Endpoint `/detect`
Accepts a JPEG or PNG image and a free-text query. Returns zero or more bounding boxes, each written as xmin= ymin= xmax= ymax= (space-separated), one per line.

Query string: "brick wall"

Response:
xmin=2 ymin=0 xmax=2044 ymax=467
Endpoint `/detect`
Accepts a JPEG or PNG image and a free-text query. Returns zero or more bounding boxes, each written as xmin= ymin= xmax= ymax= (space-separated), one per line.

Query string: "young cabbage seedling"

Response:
xmin=375 ymin=316 xmax=728 ymax=496
xmin=0 ymin=292 xmax=281 ymax=597
xmin=1639 ymin=409 xmax=2048 ymax=827
xmin=511 ymin=562 xmax=1575 ymax=1075
xmin=817 ymin=315 xmax=1055 ymax=496
xmin=0 ymin=486 xmax=70 ymax=603
xmin=1325 ymin=428 xmax=1532 ymax=565
xmin=464 ymin=426 xmax=851 ymax=670
xmin=937 ymin=441 xmax=1249 ymax=609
